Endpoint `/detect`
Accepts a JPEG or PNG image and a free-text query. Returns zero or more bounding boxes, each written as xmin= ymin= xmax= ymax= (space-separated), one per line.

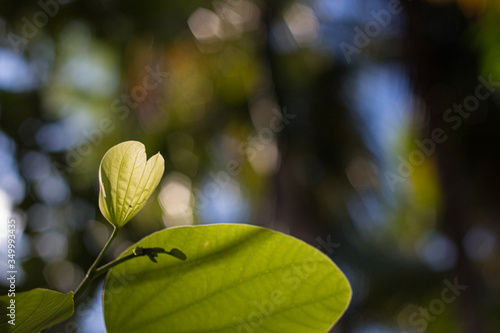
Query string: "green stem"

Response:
xmin=93 ymin=247 xmax=186 ymax=278
xmin=93 ymin=253 xmax=136 ymax=278
xmin=73 ymin=226 xmax=120 ymax=300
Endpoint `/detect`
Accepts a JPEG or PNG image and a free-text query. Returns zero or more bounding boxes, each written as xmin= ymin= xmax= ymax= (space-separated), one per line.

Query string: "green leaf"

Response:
xmin=0 ymin=288 xmax=74 ymax=333
xmin=99 ymin=141 xmax=164 ymax=228
xmin=103 ymin=224 xmax=351 ymax=333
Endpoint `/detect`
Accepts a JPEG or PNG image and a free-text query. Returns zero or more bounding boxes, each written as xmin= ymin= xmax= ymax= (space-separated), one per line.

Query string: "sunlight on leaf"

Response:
xmin=0 ymin=288 xmax=74 ymax=333
xmin=103 ymin=224 xmax=351 ymax=333
xmin=99 ymin=141 xmax=164 ymax=228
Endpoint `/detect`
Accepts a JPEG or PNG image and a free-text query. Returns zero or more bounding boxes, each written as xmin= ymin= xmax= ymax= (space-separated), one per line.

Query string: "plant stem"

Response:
xmin=93 ymin=247 xmax=186 ymax=278
xmin=93 ymin=253 xmax=136 ymax=278
xmin=73 ymin=226 xmax=120 ymax=300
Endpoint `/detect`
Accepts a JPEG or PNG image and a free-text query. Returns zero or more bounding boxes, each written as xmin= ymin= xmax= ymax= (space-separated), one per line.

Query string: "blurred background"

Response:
xmin=1 ymin=0 xmax=499 ymax=332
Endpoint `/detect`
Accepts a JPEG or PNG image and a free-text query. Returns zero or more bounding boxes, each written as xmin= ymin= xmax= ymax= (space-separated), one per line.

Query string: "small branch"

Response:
xmin=93 ymin=252 xmax=136 ymax=278
xmin=73 ymin=226 xmax=120 ymax=300
xmin=73 ymin=225 xmax=187 ymax=301
xmin=94 ymin=247 xmax=186 ymax=278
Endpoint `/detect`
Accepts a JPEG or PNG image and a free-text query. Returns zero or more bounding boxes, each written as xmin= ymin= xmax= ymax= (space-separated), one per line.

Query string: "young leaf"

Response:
xmin=99 ymin=141 xmax=164 ymax=228
xmin=103 ymin=224 xmax=351 ymax=333
xmin=0 ymin=288 xmax=74 ymax=333
xmin=167 ymin=248 xmax=187 ymax=261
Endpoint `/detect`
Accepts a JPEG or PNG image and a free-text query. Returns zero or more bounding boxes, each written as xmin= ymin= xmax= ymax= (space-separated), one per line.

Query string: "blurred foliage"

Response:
xmin=0 ymin=0 xmax=499 ymax=332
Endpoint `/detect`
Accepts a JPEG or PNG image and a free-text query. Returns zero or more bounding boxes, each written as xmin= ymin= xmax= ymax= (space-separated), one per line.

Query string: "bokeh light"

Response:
xmin=1 ymin=0 xmax=500 ymax=332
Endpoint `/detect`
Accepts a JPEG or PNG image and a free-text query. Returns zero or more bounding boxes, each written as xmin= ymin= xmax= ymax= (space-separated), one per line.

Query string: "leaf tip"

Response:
xmin=168 ymin=248 xmax=187 ymax=261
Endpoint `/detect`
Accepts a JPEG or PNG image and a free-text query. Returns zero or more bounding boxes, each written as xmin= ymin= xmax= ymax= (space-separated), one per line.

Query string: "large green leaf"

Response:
xmin=103 ymin=224 xmax=351 ymax=333
xmin=0 ymin=288 xmax=74 ymax=333
xmin=99 ymin=141 xmax=164 ymax=228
